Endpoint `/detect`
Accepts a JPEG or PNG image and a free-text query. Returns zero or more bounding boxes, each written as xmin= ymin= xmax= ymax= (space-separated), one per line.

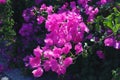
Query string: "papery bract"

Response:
xmin=33 ymin=46 xmax=43 ymax=57
xmin=62 ymin=43 xmax=72 ymax=54
xmin=43 ymin=60 xmax=51 ymax=71
xmin=57 ymin=38 xmax=66 ymax=47
xmin=75 ymin=42 xmax=83 ymax=54
xmin=44 ymin=50 xmax=54 ymax=58
xmin=79 ymin=22 xmax=89 ymax=33
xmin=53 ymin=47 xmax=62 ymax=58
xmin=46 ymin=6 xmax=53 ymax=14
xmin=40 ymin=4 xmax=47 ymax=11
xmin=37 ymin=16 xmax=45 ymax=24
xmin=32 ymin=67 xmax=43 ymax=77
xmin=29 ymin=57 xmax=41 ymax=68
xmin=44 ymin=38 xmax=53 ymax=46
xmin=50 ymin=59 xmax=59 ymax=72
xmin=63 ymin=57 xmax=73 ymax=67
xmin=56 ymin=65 xmax=66 ymax=75
xmin=104 ymin=38 xmax=115 ymax=47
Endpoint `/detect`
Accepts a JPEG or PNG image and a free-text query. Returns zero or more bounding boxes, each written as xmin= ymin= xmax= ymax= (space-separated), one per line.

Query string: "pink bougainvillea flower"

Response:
xmin=50 ymin=59 xmax=59 ymax=72
xmin=96 ymin=50 xmax=105 ymax=59
xmin=44 ymin=50 xmax=54 ymax=58
xmin=44 ymin=38 xmax=53 ymax=46
xmin=75 ymin=42 xmax=83 ymax=54
xmin=104 ymin=38 xmax=115 ymax=47
xmin=32 ymin=67 xmax=43 ymax=77
xmin=56 ymin=65 xmax=66 ymax=75
xmin=62 ymin=43 xmax=72 ymax=54
xmin=53 ymin=47 xmax=62 ymax=58
xmin=63 ymin=57 xmax=73 ymax=67
xmin=37 ymin=16 xmax=45 ymax=24
xmin=57 ymin=38 xmax=66 ymax=47
xmin=66 ymin=34 xmax=72 ymax=42
xmin=79 ymin=22 xmax=89 ymax=33
xmin=29 ymin=57 xmax=41 ymax=68
xmin=40 ymin=4 xmax=47 ymax=11
xmin=33 ymin=46 xmax=43 ymax=57
xmin=46 ymin=6 xmax=53 ymax=14
xmin=43 ymin=60 xmax=51 ymax=71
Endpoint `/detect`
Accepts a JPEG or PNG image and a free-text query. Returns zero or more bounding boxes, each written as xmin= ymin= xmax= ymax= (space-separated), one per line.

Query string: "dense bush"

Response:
xmin=0 ymin=0 xmax=15 ymax=70
xmin=0 ymin=0 xmax=15 ymax=45
xmin=0 ymin=0 xmax=120 ymax=80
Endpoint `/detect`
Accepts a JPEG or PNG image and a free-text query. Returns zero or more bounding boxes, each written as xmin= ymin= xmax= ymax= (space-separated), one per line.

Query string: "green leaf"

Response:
xmin=103 ymin=7 xmax=120 ymax=35
xmin=104 ymin=16 xmax=113 ymax=30
xmin=113 ymin=24 xmax=120 ymax=33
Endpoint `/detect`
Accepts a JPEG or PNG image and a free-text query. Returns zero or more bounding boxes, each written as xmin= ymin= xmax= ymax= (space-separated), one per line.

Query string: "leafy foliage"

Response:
xmin=104 ymin=7 xmax=120 ymax=35
xmin=0 ymin=0 xmax=16 ymax=46
xmin=0 ymin=0 xmax=120 ymax=80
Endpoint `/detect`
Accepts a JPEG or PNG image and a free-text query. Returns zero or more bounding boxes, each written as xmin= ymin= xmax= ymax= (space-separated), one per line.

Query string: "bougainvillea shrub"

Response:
xmin=0 ymin=0 xmax=120 ymax=80
xmin=17 ymin=0 xmax=120 ymax=79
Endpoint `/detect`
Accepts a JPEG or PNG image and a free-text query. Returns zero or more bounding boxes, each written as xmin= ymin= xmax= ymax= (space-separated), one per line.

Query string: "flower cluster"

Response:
xmin=30 ymin=46 xmax=73 ymax=77
xmin=19 ymin=4 xmax=53 ymax=37
xmin=20 ymin=0 xmax=119 ymax=78
xmin=26 ymin=0 xmax=102 ymax=77
xmin=1 ymin=0 xmax=120 ymax=79
xmin=29 ymin=11 xmax=88 ymax=77
xmin=78 ymin=0 xmax=99 ymax=22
